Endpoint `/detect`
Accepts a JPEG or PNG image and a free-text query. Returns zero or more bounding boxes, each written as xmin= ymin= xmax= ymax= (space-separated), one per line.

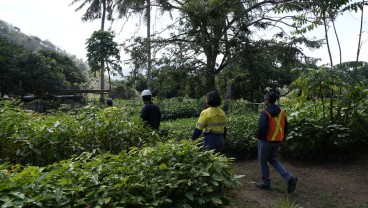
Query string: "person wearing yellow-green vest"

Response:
xmin=103 ymin=98 xmax=118 ymax=118
xmin=191 ymin=91 xmax=226 ymax=152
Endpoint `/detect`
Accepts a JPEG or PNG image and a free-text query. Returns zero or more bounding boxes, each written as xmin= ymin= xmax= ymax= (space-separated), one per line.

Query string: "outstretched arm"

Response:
xmin=191 ymin=128 xmax=202 ymax=140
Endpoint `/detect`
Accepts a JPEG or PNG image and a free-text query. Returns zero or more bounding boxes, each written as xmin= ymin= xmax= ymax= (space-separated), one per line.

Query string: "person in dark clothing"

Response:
xmin=256 ymin=91 xmax=297 ymax=193
xmin=140 ymin=89 xmax=161 ymax=130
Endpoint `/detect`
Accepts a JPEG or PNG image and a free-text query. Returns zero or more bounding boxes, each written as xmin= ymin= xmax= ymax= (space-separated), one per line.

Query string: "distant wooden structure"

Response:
xmin=22 ymin=89 xmax=110 ymax=112
xmin=52 ymin=89 xmax=110 ymax=94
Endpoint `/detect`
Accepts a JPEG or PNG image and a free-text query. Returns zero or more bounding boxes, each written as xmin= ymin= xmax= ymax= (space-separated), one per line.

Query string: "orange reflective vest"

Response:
xmin=264 ymin=109 xmax=285 ymax=142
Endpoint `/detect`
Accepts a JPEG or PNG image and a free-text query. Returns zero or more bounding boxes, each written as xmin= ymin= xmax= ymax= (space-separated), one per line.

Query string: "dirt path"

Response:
xmin=227 ymin=154 xmax=368 ymax=208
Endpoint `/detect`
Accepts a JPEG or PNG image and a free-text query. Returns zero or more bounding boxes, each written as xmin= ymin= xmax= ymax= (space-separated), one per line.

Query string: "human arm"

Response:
xmin=191 ymin=128 xmax=202 ymax=140
xmin=256 ymin=111 xmax=269 ymax=139
xmin=140 ymin=105 xmax=148 ymax=120
xmin=191 ymin=111 xmax=206 ymax=140
xmin=284 ymin=116 xmax=288 ymax=136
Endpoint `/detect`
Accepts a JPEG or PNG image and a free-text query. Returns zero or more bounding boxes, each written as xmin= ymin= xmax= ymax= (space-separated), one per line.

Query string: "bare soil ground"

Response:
xmin=227 ymin=154 xmax=368 ymax=208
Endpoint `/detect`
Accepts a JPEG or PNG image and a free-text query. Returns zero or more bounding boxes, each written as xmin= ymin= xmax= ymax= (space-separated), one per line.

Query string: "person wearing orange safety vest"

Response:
xmin=255 ymin=91 xmax=297 ymax=194
xmin=191 ymin=91 xmax=226 ymax=153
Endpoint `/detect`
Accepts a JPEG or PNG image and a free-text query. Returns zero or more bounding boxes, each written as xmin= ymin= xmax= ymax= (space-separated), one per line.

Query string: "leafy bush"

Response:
xmin=347 ymin=110 xmax=368 ymax=151
xmin=283 ymin=111 xmax=356 ymax=161
xmin=229 ymin=99 xmax=260 ymax=115
xmin=0 ymin=103 xmax=161 ymax=166
xmin=158 ymin=97 xmax=202 ymax=121
xmin=0 ymin=140 xmax=242 ymax=208
xmin=114 ymin=98 xmax=202 ymax=121
xmin=223 ymin=114 xmax=259 ymax=160
xmin=161 ymin=118 xmax=195 ymax=140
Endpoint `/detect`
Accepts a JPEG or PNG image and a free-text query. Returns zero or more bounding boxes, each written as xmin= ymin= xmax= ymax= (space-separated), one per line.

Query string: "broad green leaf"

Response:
xmin=185 ymin=192 xmax=194 ymax=201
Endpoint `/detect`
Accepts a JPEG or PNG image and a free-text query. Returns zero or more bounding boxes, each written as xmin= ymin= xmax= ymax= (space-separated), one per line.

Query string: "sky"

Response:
xmin=0 ymin=0 xmax=367 ymax=67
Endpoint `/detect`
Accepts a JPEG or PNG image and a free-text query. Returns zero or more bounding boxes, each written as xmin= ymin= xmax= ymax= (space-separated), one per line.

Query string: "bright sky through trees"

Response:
xmin=0 ymin=0 xmax=367 ymax=66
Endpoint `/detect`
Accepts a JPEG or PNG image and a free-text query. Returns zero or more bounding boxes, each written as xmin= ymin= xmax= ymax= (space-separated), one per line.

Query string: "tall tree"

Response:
xmin=146 ymin=0 xmax=318 ymax=91
xmin=115 ymin=0 xmax=153 ymax=89
xmin=0 ymin=37 xmax=24 ymax=97
xmin=115 ymin=0 xmax=173 ymax=90
xmin=86 ymin=30 xmax=122 ymax=94
xmin=70 ymin=0 xmax=114 ymax=102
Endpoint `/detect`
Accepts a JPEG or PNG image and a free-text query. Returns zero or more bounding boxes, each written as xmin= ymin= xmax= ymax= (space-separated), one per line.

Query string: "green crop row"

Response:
xmin=0 ymin=140 xmax=242 ymax=208
xmin=0 ymin=102 xmax=162 ymax=166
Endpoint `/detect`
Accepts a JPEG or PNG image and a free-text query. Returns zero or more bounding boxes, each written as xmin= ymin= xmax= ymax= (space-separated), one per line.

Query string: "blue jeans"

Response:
xmin=203 ymin=134 xmax=224 ymax=153
xmin=258 ymin=139 xmax=294 ymax=186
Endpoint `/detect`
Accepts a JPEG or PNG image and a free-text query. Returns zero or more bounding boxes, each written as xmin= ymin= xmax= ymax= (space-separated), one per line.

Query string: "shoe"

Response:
xmin=255 ymin=182 xmax=271 ymax=190
xmin=287 ymin=177 xmax=298 ymax=193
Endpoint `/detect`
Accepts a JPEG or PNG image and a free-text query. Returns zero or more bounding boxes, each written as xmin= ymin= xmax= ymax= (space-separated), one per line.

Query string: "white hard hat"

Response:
xmin=141 ymin=89 xmax=152 ymax=96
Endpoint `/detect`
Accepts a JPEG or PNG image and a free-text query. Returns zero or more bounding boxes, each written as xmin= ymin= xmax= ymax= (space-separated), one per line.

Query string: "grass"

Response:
xmin=272 ymin=198 xmax=301 ymax=208
xmin=360 ymin=202 xmax=368 ymax=208
xmin=315 ymin=192 xmax=336 ymax=207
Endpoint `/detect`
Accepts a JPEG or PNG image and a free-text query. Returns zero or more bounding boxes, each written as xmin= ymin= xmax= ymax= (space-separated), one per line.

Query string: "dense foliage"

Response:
xmin=0 ymin=37 xmax=87 ymax=97
xmin=282 ymin=63 xmax=368 ymax=161
xmin=158 ymin=97 xmax=203 ymax=121
xmin=0 ymin=140 xmax=241 ymax=207
xmin=0 ymin=101 xmax=160 ymax=166
xmin=1 ymin=92 xmax=368 ymax=206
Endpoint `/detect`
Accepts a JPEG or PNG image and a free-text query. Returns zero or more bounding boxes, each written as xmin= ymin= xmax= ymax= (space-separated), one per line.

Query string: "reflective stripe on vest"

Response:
xmin=265 ymin=110 xmax=285 ymax=141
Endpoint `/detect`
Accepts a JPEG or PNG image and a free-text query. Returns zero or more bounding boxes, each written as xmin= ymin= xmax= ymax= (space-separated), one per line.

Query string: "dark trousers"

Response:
xmin=203 ymin=134 xmax=224 ymax=153
xmin=258 ymin=139 xmax=294 ymax=186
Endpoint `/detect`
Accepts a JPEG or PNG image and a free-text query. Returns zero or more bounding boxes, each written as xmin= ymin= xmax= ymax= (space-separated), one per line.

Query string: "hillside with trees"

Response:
xmin=0 ymin=19 xmax=100 ymax=98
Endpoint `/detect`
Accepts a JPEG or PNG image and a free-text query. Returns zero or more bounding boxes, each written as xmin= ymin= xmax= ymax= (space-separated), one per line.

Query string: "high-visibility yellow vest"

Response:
xmin=265 ymin=109 xmax=285 ymax=142
xmin=103 ymin=106 xmax=118 ymax=118
xmin=196 ymin=107 xmax=226 ymax=134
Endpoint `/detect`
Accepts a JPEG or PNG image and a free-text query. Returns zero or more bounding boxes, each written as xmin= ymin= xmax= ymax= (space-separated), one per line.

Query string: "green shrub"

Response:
xmin=0 ymin=104 xmax=162 ymax=166
xmin=158 ymin=97 xmax=202 ymax=121
xmin=229 ymin=99 xmax=259 ymax=115
xmin=273 ymin=198 xmax=301 ymax=208
xmin=348 ymin=114 xmax=368 ymax=151
xmin=161 ymin=118 xmax=195 ymax=140
xmin=0 ymin=140 xmax=242 ymax=208
xmin=223 ymin=114 xmax=259 ymax=160
xmin=283 ymin=113 xmax=356 ymax=161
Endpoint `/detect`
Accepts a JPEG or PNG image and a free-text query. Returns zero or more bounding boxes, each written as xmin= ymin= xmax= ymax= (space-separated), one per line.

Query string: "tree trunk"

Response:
xmin=331 ymin=18 xmax=342 ymax=64
xmin=356 ymin=0 xmax=364 ymax=63
xmin=223 ymin=30 xmax=231 ymax=114
xmin=146 ymin=0 xmax=152 ymax=90
xmin=205 ymin=70 xmax=216 ymax=91
xmin=329 ymin=88 xmax=334 ymax=123
xmin=320 ymin=84 xmax=326 ymax=125
xmin=322 ymin=10 xmax=333 ymax=69
xmin=108 ymin=71 xmax=112 ymax=97
xmin=224 ymin=74 xmax=232 ymax=114
xmin=331 ymin=18 xmax=343 ymax=120
xmin=100 ymin=0 xmax=107 ymax=103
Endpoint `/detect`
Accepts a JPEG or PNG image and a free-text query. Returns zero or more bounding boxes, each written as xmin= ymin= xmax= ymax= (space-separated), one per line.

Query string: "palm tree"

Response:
xmin=86 ymin=30 xmax=122 ymax=94
xmin=70 ymin=0 xmax=114 ymax=102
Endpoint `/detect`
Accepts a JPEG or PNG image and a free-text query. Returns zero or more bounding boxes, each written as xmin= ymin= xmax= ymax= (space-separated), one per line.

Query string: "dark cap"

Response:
xmin=106 ymin=98 xmax=113 ymax=106
xmin=264 ymin=92 xmax=277 ymax=104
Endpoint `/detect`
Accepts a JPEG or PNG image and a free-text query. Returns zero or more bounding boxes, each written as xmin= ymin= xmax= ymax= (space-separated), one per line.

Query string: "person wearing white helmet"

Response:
xmin=140 ymin=89 xmax=161 ymax=130
xmin=141 ymin=89 xmax=152 ymax=97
